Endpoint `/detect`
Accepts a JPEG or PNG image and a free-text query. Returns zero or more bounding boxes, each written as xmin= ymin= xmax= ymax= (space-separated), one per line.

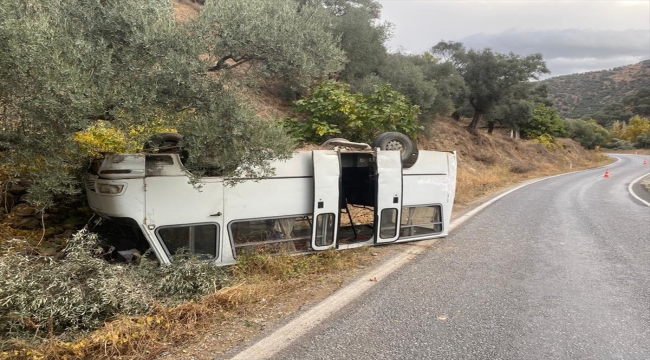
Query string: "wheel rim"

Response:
xmin=385 ymin=139 xmax=406 ymax=155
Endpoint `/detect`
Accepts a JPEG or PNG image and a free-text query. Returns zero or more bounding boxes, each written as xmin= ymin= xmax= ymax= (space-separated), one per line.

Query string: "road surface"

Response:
xmin=258 ymin=154 xmax=650 ymax=360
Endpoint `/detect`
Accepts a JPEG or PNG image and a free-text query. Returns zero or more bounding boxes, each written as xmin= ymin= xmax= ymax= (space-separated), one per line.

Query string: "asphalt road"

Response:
xmin=272 ymin=154 xmax=650 ymax=360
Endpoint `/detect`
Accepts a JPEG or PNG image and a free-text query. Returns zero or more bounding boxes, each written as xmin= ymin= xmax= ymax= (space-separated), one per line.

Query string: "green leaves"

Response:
xmin=287 ymin=81 xmax=421 ymax=143
xmin=0 ymin=231 xmax=229 ymax=336
xmin=523 ymin=103 xmax=567 ymax=139
xmin=430 ymin=41 xmax=549 ymax=131
xmin=0 ymin=0 xmax=305 ymax=209
xmin=196 ymin=0 xmax=345 ymax=90
xmin=564 ymin=119 xmax=609 ymax=149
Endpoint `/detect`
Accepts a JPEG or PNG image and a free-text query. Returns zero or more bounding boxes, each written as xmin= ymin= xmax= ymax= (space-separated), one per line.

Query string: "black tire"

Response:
xmin=371 ymin=132 xmax=419 ymax=168
xmin=143 ymin=133 xmax=183 ymax=152
xmin=144 ymin=133 xmax=188 ymax=163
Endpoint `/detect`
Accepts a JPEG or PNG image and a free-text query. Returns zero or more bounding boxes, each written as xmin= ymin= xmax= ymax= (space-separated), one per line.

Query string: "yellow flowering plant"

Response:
xmin=73 ymin=115 xmax=180 ymax=158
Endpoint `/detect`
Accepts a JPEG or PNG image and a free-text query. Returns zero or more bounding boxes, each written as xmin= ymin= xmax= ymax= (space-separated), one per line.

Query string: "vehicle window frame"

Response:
xmin=398 ymin=204 xmax=444 ymax=239
xmin=156 ymin=222 xmax=220 ymax=260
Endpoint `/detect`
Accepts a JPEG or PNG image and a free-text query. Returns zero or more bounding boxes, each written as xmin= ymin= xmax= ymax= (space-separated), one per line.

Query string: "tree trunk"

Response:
xmin=487 ymin=121 xmax=495 ymax=135
xmin=468 ymin=111 xmax=482 ymax=132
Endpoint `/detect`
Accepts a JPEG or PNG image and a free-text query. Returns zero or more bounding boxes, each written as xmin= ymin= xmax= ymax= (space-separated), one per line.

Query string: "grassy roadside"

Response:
xmin=1 ymin=123 xmax=612 ymax=360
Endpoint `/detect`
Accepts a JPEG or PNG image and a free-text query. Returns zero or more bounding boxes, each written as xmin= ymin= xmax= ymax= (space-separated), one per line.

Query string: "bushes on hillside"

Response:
xmin=564 ymin=119 xmax=609 ymax=149
xmin=0 ymin=231 xmax=228 ymax=338
xmin=604 ymin=138 xmax=635 ymax=150
xmin=286 ymin=81 xmax=421 ymax=143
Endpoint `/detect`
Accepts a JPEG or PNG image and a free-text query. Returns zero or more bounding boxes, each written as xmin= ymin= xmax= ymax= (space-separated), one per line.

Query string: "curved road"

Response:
xmin=263 ymin=154 xmax=650 ymax=360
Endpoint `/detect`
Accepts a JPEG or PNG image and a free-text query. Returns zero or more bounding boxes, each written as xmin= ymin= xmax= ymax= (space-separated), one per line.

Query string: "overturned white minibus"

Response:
xmin=84 ymin=133 xmax=457 ymax=265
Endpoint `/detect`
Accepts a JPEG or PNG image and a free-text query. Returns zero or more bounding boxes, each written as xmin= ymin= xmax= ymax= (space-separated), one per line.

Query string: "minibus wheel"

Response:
xmin=371 ymin=132 xmax=419 ymax=168
xmin=144 ymin=133 xmax=188 ymax=163
xmin=144 ymin=133 xmax=183 ymax=152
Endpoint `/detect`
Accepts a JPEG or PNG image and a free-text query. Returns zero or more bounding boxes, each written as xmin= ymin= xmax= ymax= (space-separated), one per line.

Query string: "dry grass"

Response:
xmin=0 ymin=117 xmax=613 ymax=360
xmin=0 ymin=0 xmax=616 ymax=357
xmin=0 ymin=5 xmax=614 ymax=348
xmin=421 ymin=118 xmax=610 ymax=206
xmin=172 ymin=0 xmax=201 ymax=23
xmin=2 ymin=248 xmax=380 ymax=359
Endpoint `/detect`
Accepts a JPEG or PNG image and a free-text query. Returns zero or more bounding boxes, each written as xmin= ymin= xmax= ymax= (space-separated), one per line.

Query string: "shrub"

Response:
xmin=73 ymin=114 xmax=180 ymax=157
xmin=532 ymin=134 xmax=563 ymax=150
xmin=634 ymin=132 xmax=650 ymax=148
xmin=604 ymin=138 xmax=635 ymax=150
xmin=286 ymin=81 xmax=421 ymax=143
xmin=564 ymin=119 xmax=609 ymax=149
xmin=523 ymin=104 xmax=567 ymax=139
xmin=0 ymin=232 xmax=152 ymax=336
xmin=620 ymin=115 xmax=650 ymax=143
xmin=509 ymin=161 xmax=535 ymax=174
xmin=0 ymin=231 xmax=229 ymax=339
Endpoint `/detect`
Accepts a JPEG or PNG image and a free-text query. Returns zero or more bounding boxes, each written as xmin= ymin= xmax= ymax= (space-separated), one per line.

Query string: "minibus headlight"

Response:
xmin=97 ymin=184 xmax=124 ymax=194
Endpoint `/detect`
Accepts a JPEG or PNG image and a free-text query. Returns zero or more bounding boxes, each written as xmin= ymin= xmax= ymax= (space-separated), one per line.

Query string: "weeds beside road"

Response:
xmin=0 ymin=131 xmax=611 ymax=359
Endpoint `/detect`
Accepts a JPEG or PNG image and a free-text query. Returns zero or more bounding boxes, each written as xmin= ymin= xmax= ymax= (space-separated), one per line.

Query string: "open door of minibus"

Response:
xmin=375 ymin=150 xmax=403 ymax=243
xmin=311 ymin=151 xmax=340 ymax=251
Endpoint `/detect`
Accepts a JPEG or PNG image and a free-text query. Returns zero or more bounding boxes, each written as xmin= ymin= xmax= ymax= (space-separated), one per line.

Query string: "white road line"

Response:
xmin=230 ymin=173 xmax=574 ymax=360
xmin=231 ymin=155 xmax=642 ymax=359
xmin=628 ymin=173 xmax=650 ymax=207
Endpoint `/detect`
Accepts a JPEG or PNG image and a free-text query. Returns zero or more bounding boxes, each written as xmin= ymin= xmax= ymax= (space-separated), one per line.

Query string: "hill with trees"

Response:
xmin=0 ymin=0 xmax=632 ymax=357
xmin=543 ymin=60 xmax=650 ymax=120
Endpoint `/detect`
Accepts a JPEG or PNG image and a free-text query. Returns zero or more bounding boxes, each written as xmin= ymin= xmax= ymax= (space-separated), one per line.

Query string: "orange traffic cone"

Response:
xmin=604 ymin=169 xmax=610 ymax=178
xmin=644 ymin=159 xmax=647 ymax=165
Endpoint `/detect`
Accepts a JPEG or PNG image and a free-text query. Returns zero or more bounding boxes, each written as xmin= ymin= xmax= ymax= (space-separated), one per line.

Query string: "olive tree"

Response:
xmin=430 ymin=41 xmax=549 ymax=132
xmin=332 ymin=6 xmax=391 ymax=81
xmin=358 ymin=53 xmax=466 ymax=118
xmin=0 ymin=0 xmax=347 ymax=210
xmin=195 ymin=0 xmax=346 ymax=90
xmin=486 ymin=83 xmax=555 ymax=136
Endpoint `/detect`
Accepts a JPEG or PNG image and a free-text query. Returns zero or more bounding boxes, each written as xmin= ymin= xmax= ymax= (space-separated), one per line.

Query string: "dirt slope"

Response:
xmin=543 ymin=60 xmax=650 ymax=119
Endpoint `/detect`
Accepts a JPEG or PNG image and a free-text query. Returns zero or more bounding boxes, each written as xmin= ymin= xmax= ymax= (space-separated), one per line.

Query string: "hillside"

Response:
xmin=0 ymin=2 xmax=616 ymax=358
xmin=543 ymin=60 xmax=650 ymax=119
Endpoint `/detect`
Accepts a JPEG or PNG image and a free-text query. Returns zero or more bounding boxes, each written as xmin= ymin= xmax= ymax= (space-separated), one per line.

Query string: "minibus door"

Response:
xmin=145 ymin=176 xmax=224 ymax=263
xmin=375 ymin=151 xmax=403 ymax=243
xmin=311 ymin=150 xmax=340 ymax=251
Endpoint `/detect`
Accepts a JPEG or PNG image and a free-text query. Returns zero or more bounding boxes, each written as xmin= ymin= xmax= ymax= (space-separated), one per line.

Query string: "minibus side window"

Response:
xmin=157 ymin=224 xmax=218 ymax=260
xmin=380 ymin=208 xmax=398 ymax=239
xmin=399 ymin=205 xmax=443 ymax=238
xmin=230 ymin=216 xmax=312 ymax=254
xmin=314 ymin=213 xmax=335 ymax=247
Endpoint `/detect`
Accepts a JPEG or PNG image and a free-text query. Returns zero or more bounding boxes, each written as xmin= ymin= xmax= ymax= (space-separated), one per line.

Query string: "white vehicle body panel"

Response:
xmin=85 ymin=149 xmax=457 ymax=265
xmin=311 ymin=151 xmax=341 ymax=250
xmin=375 ymin=151 xmax=403 ymax=243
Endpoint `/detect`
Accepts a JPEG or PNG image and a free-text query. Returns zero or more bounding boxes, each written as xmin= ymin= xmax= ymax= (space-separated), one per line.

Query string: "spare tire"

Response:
xmin=371 ymin=132 xmax=419 ymax=168
xmin=143 ymin=132 xmax=184 ymax=152
xmin=143 ymin=133 xmax=188 ymax=163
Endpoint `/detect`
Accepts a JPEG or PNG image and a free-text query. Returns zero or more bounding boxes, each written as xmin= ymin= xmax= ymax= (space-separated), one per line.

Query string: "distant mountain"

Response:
xmin=543 ymin=60 xmax=650 ymax=119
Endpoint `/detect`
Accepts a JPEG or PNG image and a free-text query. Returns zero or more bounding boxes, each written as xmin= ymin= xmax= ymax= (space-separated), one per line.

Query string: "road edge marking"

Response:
xmin=628 ymin=173 xmax=650 ymax=207
xmin=230 ymin=162 xmax=626 ymax=360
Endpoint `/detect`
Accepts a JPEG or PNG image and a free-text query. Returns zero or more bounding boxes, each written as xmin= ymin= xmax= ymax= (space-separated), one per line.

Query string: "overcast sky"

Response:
xmin=378 ymin=0 xmax=650 ymax=78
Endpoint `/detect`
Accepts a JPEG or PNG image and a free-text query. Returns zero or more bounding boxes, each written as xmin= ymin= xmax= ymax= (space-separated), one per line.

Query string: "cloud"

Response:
xmin=545 ymin=56 xmax=648 ymax=78
xmin=460 ymin=29 xmax=650 ymax=76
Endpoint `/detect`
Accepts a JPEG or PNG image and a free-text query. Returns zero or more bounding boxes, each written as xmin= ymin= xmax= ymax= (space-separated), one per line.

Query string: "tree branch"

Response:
xmin=207 ymin=55 xmax=234 ymax=72
xmin=208 ymin=55 xmax=253 ymax=72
